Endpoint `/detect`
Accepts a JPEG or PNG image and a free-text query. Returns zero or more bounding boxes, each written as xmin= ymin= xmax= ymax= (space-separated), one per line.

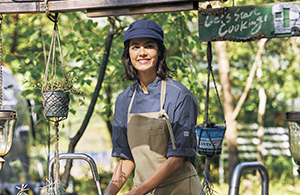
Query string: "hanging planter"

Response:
xmin=41 ymin=13 xmax=70 ymax=122
xmin=196 ymin=41 xmax=227 ymax=157
xmin=196 ymin=41 xmax=227 ymax=195
xmin=40 ymin=13 xmax=84 ymax=122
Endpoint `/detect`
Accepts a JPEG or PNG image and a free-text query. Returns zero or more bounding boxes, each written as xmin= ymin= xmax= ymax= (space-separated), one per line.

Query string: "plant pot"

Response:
xmin=42 ymin=90 xmax=70 ymax=119
xmin=196 ymin=124 xmax=226 ymax=156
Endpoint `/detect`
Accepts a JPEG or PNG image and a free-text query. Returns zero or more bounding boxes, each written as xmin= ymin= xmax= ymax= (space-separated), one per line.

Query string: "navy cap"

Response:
xmin=124 ymin=20 xmax=164 ymax=43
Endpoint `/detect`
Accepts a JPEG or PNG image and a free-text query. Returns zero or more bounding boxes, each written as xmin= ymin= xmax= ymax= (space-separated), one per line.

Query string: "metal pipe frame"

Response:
xmin=48 ymin=153 xmax=101 ymax=194
xmin=229 ymin=162 xmax=269 ymax=195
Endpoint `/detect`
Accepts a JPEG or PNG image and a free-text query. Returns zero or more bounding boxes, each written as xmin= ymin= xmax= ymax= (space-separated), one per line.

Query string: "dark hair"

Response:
xmin=121 ymin=39 xmax=174 ymax=81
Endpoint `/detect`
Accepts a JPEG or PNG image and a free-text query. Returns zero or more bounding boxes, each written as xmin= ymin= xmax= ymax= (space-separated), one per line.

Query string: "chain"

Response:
xmin=0 ymin=14 xmax=3 ymax=110
xmin=54 ymin=122 xmax=60 ymax=186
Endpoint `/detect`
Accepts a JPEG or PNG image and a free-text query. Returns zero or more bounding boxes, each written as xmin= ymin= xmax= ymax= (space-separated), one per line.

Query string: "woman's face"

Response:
xmin=129 ymin=38 xmax=159 ymax=76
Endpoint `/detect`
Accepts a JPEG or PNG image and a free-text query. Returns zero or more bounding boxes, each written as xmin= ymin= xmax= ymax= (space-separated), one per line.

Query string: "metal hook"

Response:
xmin=44 ymin=0 xmax=58 ymax=23
xmin=44 ymin=0 xmax=49 ymax=13
xmin=206 ymin=2 xmax=212 ymax=9
xmin=48 ymin=12 xmax=58 ymax=25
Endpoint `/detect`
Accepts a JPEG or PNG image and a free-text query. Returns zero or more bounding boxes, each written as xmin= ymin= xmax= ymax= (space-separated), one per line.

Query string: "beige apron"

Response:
xmin=127 ymin=80 xmax=202 ymax=195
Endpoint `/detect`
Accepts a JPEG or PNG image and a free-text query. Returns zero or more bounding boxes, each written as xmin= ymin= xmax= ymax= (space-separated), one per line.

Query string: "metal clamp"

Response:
xmin=229 ymin=162 xmax=269 ymax=195
xmin=48 ymin=153 xmax=102 ymax=195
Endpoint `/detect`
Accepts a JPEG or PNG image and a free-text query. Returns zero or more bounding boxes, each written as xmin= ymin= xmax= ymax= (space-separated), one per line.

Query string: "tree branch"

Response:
xmin=230 ymin=38 xmax=267 ymax=121
xmin=60 ymin=16 xmax=116 ymax=186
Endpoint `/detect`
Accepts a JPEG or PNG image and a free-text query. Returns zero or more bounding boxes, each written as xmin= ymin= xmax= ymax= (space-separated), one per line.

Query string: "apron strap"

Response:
xmin=128 ymin=84 xmax=137 ymax=115
xmin=159 ymin=109 xmax=177 ymax=150
xmin=160 ymin=79 xmax=166 ymax=110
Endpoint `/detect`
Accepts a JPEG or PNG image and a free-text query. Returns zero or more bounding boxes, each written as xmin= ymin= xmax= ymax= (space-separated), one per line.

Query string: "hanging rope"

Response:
xmin=206 ymin=41 xmax=226 ymax=125
xmin=43 ymin=12 xmax=67 ymax=93
xmin=0 ymin=14 xmax=3 ymax=110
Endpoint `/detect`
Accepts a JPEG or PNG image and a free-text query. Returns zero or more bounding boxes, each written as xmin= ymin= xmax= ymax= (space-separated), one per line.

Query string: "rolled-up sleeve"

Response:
xmin=111 ymin=94 xmax=133 ymax=160
xmin=167 ymin=92 xmax=198 ymax=158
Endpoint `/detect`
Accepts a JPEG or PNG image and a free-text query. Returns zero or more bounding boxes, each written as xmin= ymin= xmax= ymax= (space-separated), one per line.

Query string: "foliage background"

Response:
xmin=1 ymin=0 xmax=300 ymax=194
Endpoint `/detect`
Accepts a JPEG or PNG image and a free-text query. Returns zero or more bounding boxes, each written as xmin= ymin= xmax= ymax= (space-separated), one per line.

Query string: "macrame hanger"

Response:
xmin=0 ymin=14 xmax=3 ymax=110
xmin=205 ymin=41 xmax=226 ymax=126
xmin=42 ymin=0 xmax=67 ymax=93
xmin=200 ymin=40 xmax=226 ymax=157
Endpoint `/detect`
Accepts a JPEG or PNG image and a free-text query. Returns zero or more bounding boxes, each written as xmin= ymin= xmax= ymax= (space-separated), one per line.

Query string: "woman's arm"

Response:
xmin=125 ymin=156 xmax=184 ymax=195
xmin=104 ymin=158 xmax=135 ymax=195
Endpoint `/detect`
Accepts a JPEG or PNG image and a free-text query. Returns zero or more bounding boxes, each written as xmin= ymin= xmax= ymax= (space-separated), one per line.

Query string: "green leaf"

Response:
xmin=4 ymin=54 xmax=12 ymax=63
xmin=4 ymin=84 xmax=14 ymax=89
xmin=84 ymin=31 xmax=91 ymax=37
xmin=93 ymin=22 xmax=98 ymax=28
xmin=102 ymin=104 xmax=113 ymax=115
xmin=169 ymin=56 xmax=184 ymax=62
xmin=74 ymin=22 xmax=81 ymax=31
xmin=69 ymin=108 xmax=76 ymax=115
xmin=33 ymin=104 xmax=42 ymax=113
xmin=21 ymin=89 xmax=33 ymax=97
xmin=188 ymin=41 xmax=195 ymax=52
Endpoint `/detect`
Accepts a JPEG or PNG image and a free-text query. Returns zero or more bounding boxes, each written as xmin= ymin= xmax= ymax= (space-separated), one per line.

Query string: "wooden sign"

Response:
xmin=198 ymin=2 xmax=300 ymax=42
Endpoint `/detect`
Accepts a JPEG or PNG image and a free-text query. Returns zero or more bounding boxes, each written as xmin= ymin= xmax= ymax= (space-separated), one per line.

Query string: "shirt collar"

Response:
xmin=132 ymin=77 xmax=162 ymax=93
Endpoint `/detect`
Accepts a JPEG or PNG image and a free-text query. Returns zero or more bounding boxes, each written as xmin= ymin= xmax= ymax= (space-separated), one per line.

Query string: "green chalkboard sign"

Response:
xmin=198 ymin=2 xmax=300 ymax=42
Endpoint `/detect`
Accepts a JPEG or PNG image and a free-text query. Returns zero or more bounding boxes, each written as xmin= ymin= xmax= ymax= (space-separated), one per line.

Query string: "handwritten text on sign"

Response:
xmin=204 ymin=8 xmax=268 ymax=37
xmin=198 ymin=4 xmax=278 ymax=42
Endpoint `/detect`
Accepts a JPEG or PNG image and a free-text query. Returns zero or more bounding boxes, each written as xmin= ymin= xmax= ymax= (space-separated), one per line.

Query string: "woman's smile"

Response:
xmin=138 ymin=59 xmax=150 ymax=64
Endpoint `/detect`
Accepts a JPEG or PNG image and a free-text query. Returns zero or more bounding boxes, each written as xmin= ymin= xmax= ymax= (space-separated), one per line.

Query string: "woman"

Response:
xmin=105 ymin=19 xmax=202 ymax=195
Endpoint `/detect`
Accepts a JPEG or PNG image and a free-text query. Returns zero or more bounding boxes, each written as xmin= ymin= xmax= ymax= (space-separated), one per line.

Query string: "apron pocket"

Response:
xmin=150 ymin=128 xmax=168 ymax=158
